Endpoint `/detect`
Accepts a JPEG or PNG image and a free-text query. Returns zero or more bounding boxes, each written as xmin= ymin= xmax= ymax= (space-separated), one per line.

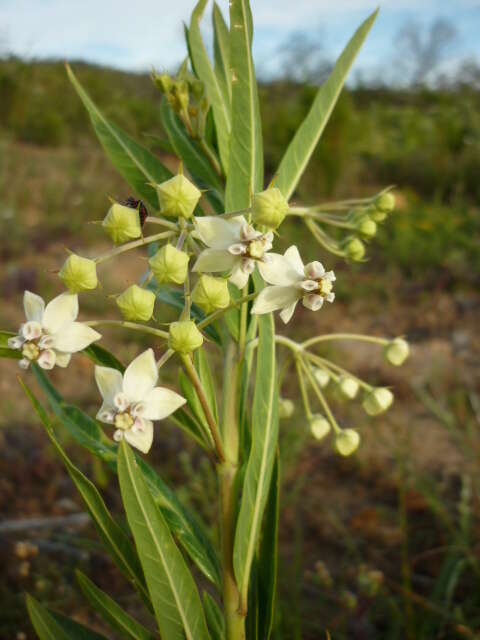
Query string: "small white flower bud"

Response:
xmin=116 ymin=285 xmax=155 ymax=322
xmin=334 ymin=429 xmax=360 ymax=456
xmin=384 ymin=338 xmax=409 ymax=366
xmin=252 ymin=187 xmax=289 ymax=229
xmin=338 ymin=375 xmax=359 ymax=400
xmin=169 ymin=320 xmax=203 ymax=354
xmin=156 ymin=174 xmax=201 ymax=219
xmin=363 ymin=388 xmax=394 ymax=416
xmin=279 ymin=398 xmax=294 ymax=419
xmin=59 ymin=254 xmax=98 ymax=292
xmin=149 ymin=244 xmax=190 ymax=285
xmin=102 ymin=203 xmax=142 ymax=244
xmin=344 ymin=237 xmax=366 ymax=262
xmin=310 ymin=415 xmax=331 ymax=441
xmin=192 ymin=275 xmax=230 ymax=314
xmin=313 ymin=367 xmax=330 ymax=388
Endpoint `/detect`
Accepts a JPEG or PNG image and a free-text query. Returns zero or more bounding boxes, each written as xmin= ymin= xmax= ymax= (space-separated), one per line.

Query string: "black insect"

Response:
xmin=123 ymin=197 xmax=148 ymax=226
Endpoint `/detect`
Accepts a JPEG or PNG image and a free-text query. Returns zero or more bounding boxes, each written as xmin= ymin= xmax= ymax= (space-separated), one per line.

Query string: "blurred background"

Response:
xmin=1 ymin=1 xmax=480 ymax=638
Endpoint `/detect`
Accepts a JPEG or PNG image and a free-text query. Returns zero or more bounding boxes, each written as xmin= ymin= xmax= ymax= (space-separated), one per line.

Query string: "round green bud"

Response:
xmin=116 ymin=284 xmax=155 ymax=322
xmin=156 ymin=174 xmax=201 ymax=219
xmin=192 ymin=275 xmax=230 ymax=314
xmin=357 ymin=216 xmax=377 ymax=238
xmin=375 ymin=192 xmax=395 ymax=214
xmin=169 ymin=320 xmax=203 ymax=354
xmin=59 ymin=254 xmax=98 ymax=292
xmin=362 ymin=387 xmax=394 ymax=416
xmin=344 ymin=237 xmax=366 ymax=262
xmin=152 ymin=72 xmax=174 ymax=94
xmin=173 ymin=80 xmax=190 ymax=111
xmin=279 ymin=398 xmax=294 ymax=419
xmin=310 ymin=415 xmax=331 ymax=441
xmin=334 ymin=429 xmax=360 ymax=456
xmin=338 ymin=375 xmax=359 ymax=400
xmin=251 ymin=187 xmax=289 ymax=229
xmin=384 ymin=338 xmax=409 ymax=366
xmin=313 ymin=367 xmax=330 ymax=388
xmin=149 ymin=244 xmax=189 ymax=285
xmin=102 ymin=203 xmax=142 ymax=245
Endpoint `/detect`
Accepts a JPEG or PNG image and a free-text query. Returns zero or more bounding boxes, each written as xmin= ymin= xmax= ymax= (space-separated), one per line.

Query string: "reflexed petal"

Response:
xmin=50 ymin=322 xmax=100 ymax=352
xmin=23 ymin=291 xmax=45 ymax=323
xmin=95 ymin=366 xmax=123 ymax=403
xmin=125 ymin=419 xmax=154 ymax=453
xmin=279 ymin=301 xmax=298 ymax=323
xmin=229 ymin=264 xmax=250 ymax=289
xmin=252 ymin=285 xmax=299 ymax=315
xmin=193 ymin=249 xmax=237 ymax=273
xmin=55 ymin=351 xmax=72 ymax=368
xmin=123 ymin=348 xmax=158 ymax=402
xmin=43 ymin=293 xmax=79 ymax=333
xmin=258 ymin=253 xmax=302 ymax=286
xmin=194 ymin=216 xmax=245 ymax=248
xmin=143 ymin=386 xmax=186 ymax=420
xmin=284 ymin=245 xmax=305 ymax=275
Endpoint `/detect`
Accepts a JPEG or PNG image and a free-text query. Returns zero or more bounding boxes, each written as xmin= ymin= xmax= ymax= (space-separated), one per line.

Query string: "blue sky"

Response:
xmin=1 ymin=0 xmax=479 ymax=80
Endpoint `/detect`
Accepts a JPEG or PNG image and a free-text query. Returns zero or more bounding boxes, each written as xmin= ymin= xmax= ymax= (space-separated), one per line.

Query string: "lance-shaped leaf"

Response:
xmin=233 ymin=291 xmax=278 ymax=607
xmin=213 ymin=2 xmax=231 ymax=107
xmin=189 ymin=0 xmax=231 ymax=172
xmin=0 ymin=329 xmax=21 ymax=360
xmin=117 ymin=441 xmax=211 ymax=640
xmin=76 ymin=570 xmax=154 ymax=640
xmin=26 ymin=595 xmax=108 ymax=640
xmin=67 ymin=64 xmax=171 ymax=209
xmin=51 ymin=611 xmax=109 ymax=639
xmin=225 ymin=0 xmax=263 ymax=210
xmin=203 ymin=592 xmax=225 ymax=640
xmin=275 ymin=10 xmax=378 ymax=199
xmin=83 ymin=343 xmax=125 ymax=372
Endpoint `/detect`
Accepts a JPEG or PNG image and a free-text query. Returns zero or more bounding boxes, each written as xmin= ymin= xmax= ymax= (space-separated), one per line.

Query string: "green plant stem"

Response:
xmin=196 ymin=292 xmax=258 ymax=330
xmin=304 ymin=352 xmax=372 ymax=392
xmin=95 ymin=231 xmax=176 ymax=264
xmin=198 ymin=137 xmax=223 ymax=178
xmin=238 ymin=285 xmax=249 ymax=359
xmin=302 ymin=332 xmax=388 ymax=349
xmin=300 ymin=358 xmax=341 ymax=433
xmin=84 ymin=319 xmax=169 ymax=340
xmin=145 ymin=216 xmax=179 ymax=230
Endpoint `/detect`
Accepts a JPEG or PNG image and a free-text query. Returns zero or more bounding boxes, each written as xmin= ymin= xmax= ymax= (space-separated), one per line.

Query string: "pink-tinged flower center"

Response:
xmin=104 ymin=392 xmax=147 ymax=441
xmin=228 ymin=224 xmax=273 ymax=263
xmin=9 ymin=321 xmax=56 ymax=369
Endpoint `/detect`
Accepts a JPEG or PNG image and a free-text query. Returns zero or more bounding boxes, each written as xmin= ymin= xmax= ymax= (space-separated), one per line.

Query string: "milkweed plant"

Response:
xmin=2 ymin=2 xmax=410 ymax=639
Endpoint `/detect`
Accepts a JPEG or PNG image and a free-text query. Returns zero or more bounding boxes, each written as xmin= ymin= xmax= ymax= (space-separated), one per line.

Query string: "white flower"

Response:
xmin=9 ymin=291 xmax=101 ymax=370
xmin=251 ymin=246 xmax=336 ymax=323
xmin=95 ymin=349 xmax=186 ymax=453
xmin=192 ymin=216 xmax=274 ymax=289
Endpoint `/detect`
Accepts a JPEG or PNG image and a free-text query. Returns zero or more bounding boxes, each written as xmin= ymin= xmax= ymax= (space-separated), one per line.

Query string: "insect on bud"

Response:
xmin=344 ymin=237 xmax=366 ymax=262
xmin=156 ymin=174 xmax=201 ymax=219
xmin=149 ymin=244 xmax=189 ymax=285
xmin=310 ymin=415 xmax=331 ymax=441
xmin=334 ymin=429 xmax=360 ymax=456
xmin=313 ymin=368 xmax=330 ymax=388
xmin=363 ymin=388 xmax=394 ymax=416
xmin=59 ymin=254 xmax=98 ymax=292
xmin=384 ymin=337 xmax=409 ymax=366
xmin=169 ymin=320 xmax=204 ymax=354
xmin=279 ymin=397 xmax=294 ymax=419
xmin=102 ymin=202 xmax=142 ymax=244
xmin=337 ymin=375 xmax=359 ymax=400
xmin=251 ymin=187 xmax=289 ymax=229
xmin=116 ymin=285 xmax=155 ymax=322
xmin=192 ymin=275 xmax=230 ymax=314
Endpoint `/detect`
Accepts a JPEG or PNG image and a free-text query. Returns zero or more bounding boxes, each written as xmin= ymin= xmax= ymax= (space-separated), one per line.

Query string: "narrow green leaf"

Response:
xmin=0 ymin=329 xmax=15 ymax=347
xmin=225 ymin=0 xmax=263 ymax=210
xmin=189 ymin=0 xmax=231 ymax=172
xmin=26 ymin=595 xmax=71 ymax=640
xmin=233 ymin=286 xmax=278 ymax=606
xmin=50 ymin=611 xmax=109 ymax=640
xmin=0 ymin=330 xmax=20 ymax=359
xmin=194 ymin=348 xmax=219 ymax=423
xmin=67 ymin=64 xmax=171 ymax=208
xmin=203 ymin=592 xmax=225 ymax=640
xmin=213 ymin=2 xmax=231 ymax=107
xmin=170 ymin=406 xmax=211 ymax=450
xmin=118 ymin=441 xmax=211 ymax=640
xmin=275 ymin=10 xmax=378 ymax=199
xmin=83 ymin=343 xmax=125 ymax=372
xmin=76 ymin=571 xmax=154 ymax=640
xmin=179 ymin=369 xmax=214 ymax=447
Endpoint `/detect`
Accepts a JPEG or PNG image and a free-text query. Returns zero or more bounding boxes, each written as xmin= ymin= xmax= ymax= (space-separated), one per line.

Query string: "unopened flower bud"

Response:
xmin=279 ymin=398 xmax=294 ymax=419
xmin=156 ymin=174 xmax=201 ymax=219
xmin=338 ymin=375 xmax=359 ymax=400
xmin=102 ymin=203 xmax=142 ymax=244
xmin=252 ymin=187 xmax=289 ymax=229
xmin=357 ymin=216 xmax=377 ymax=238
xmin=363 ymin=388 xmax=394 ymax=416
xmin=116 ymin=285 xmax=155 ymax=322
xmin=375 ymin=192 xmax=395 ymax=214
xmin=310 ymin=415 xmax=331 ymax=441
xmin=344 ymin=237 xmax=365 ymax=262
xmin=152 ymin=72 xmax=174 ymax=94
xmin=334 ymin=429 xmax=360 ymax=456
xmin=192 ymin=275 xmax=230 ymax=314
xmin=169 ymin=320 xmax=203 ymax=354
xmin=314 ymin=367 xmax=330 ymax=388
xmin=59 ymin=254 xmax=98 ymax=292
xmin=149 ymin=244 xmax=189 ymax=285
xmin=384 ymin=338 xmax=409 ymax=366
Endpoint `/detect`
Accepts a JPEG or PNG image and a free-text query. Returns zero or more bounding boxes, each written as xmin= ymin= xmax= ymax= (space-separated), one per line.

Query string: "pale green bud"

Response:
xmin=363 ymin=387 xmax=394 ymax=416
xmin=152 ymin=72 xmax=174 ymax=94
xmin=59 ymin=254 xmax=98 ymax=292
xmin=310 ymin=415 xmax=331 ymax=441
xmin=156 ymin=174 xmax=201 ymax=219
xmin=251 ymin=187 xmax=289 ymax=229
xmin=173 ymin=80 xmax=190 ymax=111
xmin=334 ymin=429 xmax=360 ymax=456
xmin=375 ymin=192 xmax=395 ymax=214
xmin=313 ymin=367 xmax=330 ymax=388
xmin=279 ymin=398 xmax=294 ymax=419
xmin=149 ymin=244 xmax=189 ymax=285
xmin=344 ymin=237 xmax=366 ymax=262
xmin=338 ymin=375 xmax=359 ymax=400
xmin=116 ymin=284 xmax=155 ymax=322
xmin=384 ymin=338 xmax=409 ymax=366
xmin=169 ymin=320 xmax=203 ymax=354
xmin=357 ymin=216 xmax=377 ymax=238
xmin=102 ymin=203 xmax=142 ymax=244
xmin=192 ymin=275 xmax=230 ymax=314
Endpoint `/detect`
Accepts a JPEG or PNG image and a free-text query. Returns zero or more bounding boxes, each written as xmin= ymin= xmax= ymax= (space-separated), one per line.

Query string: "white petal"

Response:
xmin=142 ymin=386 xmax=186 ymax=421
xmin=284 ymin=246 xmax=305 ymax=275
xmin=252 ymin=286 xmax=299 ymax=315
xmin=42 ymin=293 xmax=79 ymax=333
xmin=123 ymin=349 xmax=158 ymax=402
xmin=38 ymin=349 xmax=56 ymax=370
xmin=326 ymin=292 xmax=335 ymax=303
xmin=54 ymin=351 xmax=72 ymax=368
xmin=279 ymin=301 xmax=298 ymax=323
xmin=95 ymin=366 xmax=123 ymax=403
xmin=258 ymin=253 xmax=302 ymax=286
xmin=194 ymin=216 xmax=246 ymax=248
xmin=50 ymin=322 xmax=100 ymax=352
xmin=193 ymin=249 xmax=237 ymax=274
xmin=303 ymin=294 xmax=324 ymax=311
xmin=324 ymin=270 xmax=336 ymax=282
xmin=124 ymin=419 xmax=154 ymax=453
xmin=229 ymin=264 xmax=250 ymax=289
xmin=23 ymin=291 xmax=45 ymax=323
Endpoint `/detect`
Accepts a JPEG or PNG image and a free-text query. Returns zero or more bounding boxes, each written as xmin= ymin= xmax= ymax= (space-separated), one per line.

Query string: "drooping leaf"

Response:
xmin=26 ymin=595 xmax=73 ymax=640
xmin=225 ymin=0 xmax=263 ymax=210
xmin=213 ymin=2 xmax=232 ymax=108
xmin=83 ymin=343 xmax=125 ymax=372
xmin=203 ymin=592 xmax=225 ymax=640
xmin=275 ymin=10 xmax=378 ymax=199
xmin=67 ymin=64 xmax=171 ymax=209
xmin=118 ymin=441 xmax=211 ymax=640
